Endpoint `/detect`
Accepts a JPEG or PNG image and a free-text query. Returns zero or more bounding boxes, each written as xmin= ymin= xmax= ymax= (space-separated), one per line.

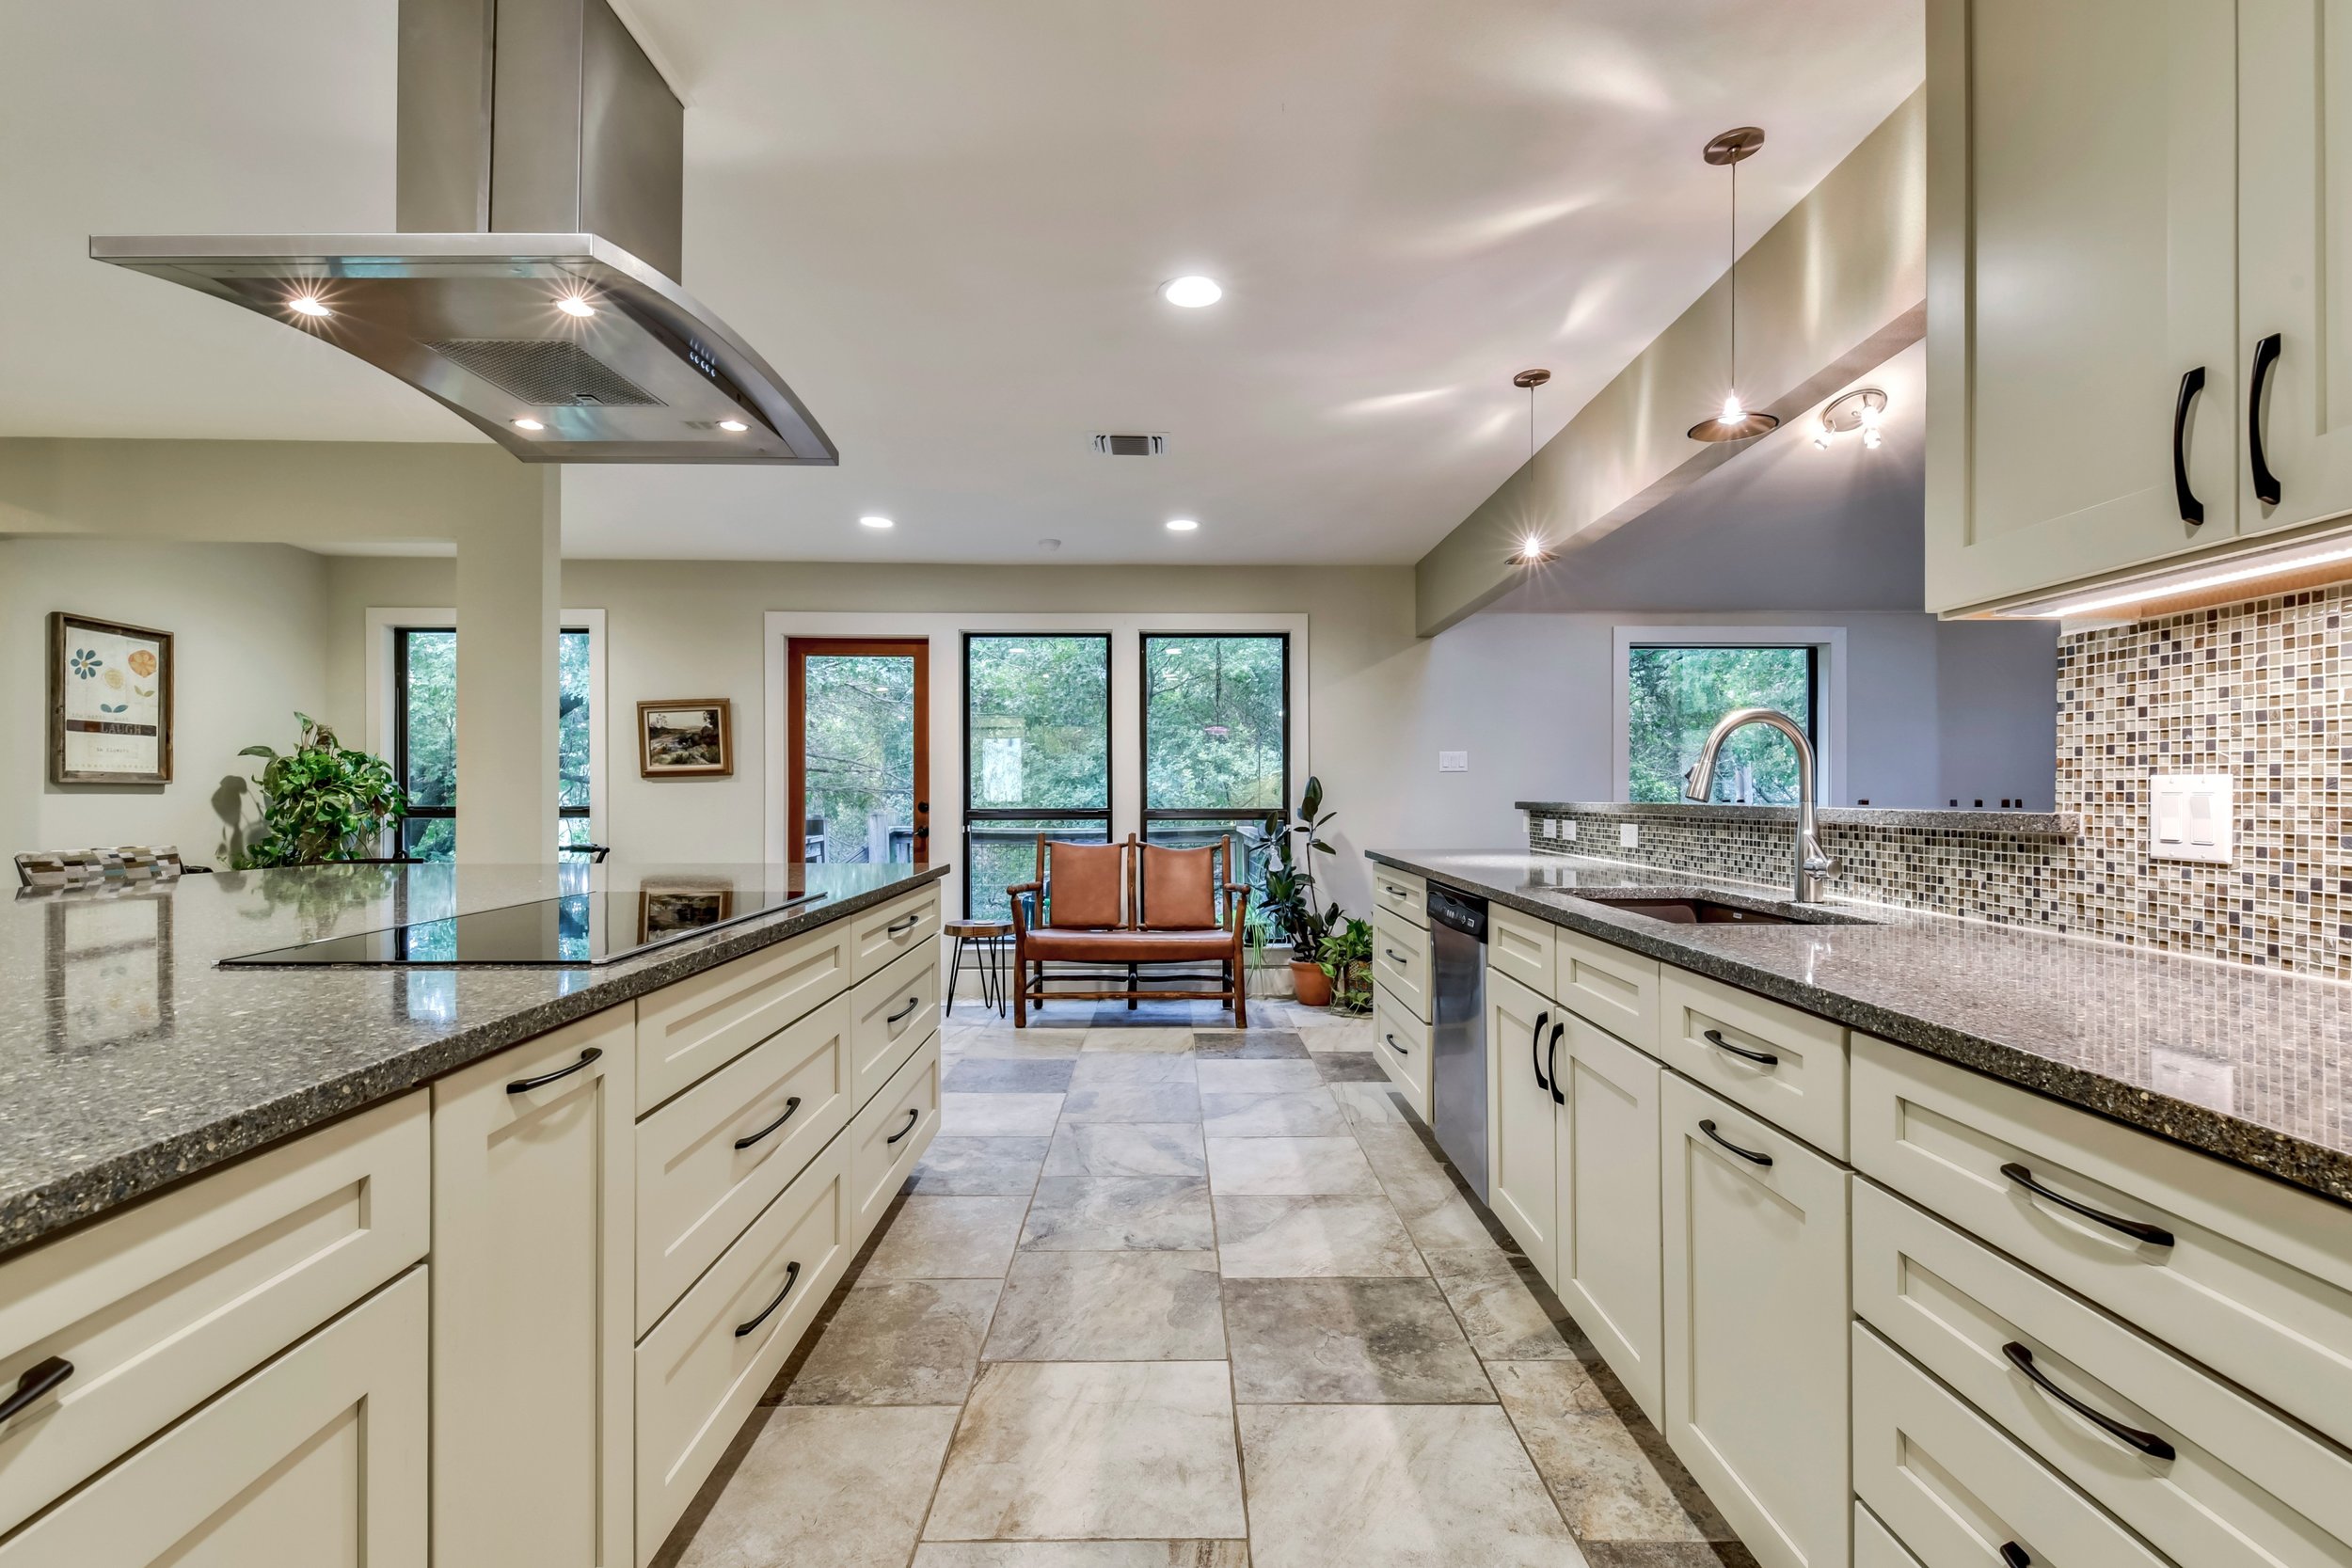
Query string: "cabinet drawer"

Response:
xmin=637 ymin=993 xmax=854 ymax=1336
xmin=849 ymin=884 xmax=942 ymax=982
xmin=637 ymin=1134 xmax=850 ymax=1563
xmin=1854 ymin=1503 xmax=1926 ymax=1568
xmin=1661 ymin=968 xmax=1847 ymax=1157
xmin=850 ymin=941 xmax=940 ymax=1107
xmin=1555 ymin=927 xmax=1660 ymax=1052
xmin=1372 ymin=906 xmax=1429 ymax=1022
xmin=1854 ymin=1324 xmax=2169 ymax=1568
xmin=1370 ymin=865 xmax=1427 ymax=927
xmin=1371 ymin=990 xmax=1431 ymax=1121
xmin=1854 ymin=1178 xmax=2352 ymax=1568
xmin=1487 ymin=902 xmax=1556 ymax=998
xmin=638 ymin=918 xmax=852 ymax=1113
xmin=849 ymin=1030 xmax=942 ymax=1248
xmin=0 ymin=1092 xmax=428 ymax=1537
xmin=1851 ymin=1035 xmax=2352 ymax=1453
xmin=0 ymin=1267 xmax=428 ymax=1568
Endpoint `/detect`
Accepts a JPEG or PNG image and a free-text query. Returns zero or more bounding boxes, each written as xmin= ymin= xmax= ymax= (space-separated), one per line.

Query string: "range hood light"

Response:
xmin=718 ymin=419 xmax=748 ymax=433
xmin=555 ymin=294 xmax=597 ymax=318
xmin=513 ymin=417 xmax=546 ymax=431
xmin=287 ymin=294 xmax=332 ymax=318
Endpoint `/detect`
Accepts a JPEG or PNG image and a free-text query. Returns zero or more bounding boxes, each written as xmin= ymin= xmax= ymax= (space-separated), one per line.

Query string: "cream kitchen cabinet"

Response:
xmin=1486 ymin=967 xmax=1560 ymax=1280
xmin=1549 ymin=1013 xmax=1664 ymax=1429
xmin=432 ymin=1006 xmax=636 ymax=1568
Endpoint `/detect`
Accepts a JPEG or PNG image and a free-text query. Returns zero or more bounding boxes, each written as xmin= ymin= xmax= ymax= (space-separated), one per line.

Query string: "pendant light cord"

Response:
xmin=1727 ymin=156 xmax=1738 ymax=393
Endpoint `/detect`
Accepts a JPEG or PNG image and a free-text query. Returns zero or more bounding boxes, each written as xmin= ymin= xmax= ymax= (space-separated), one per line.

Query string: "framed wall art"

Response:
xmin=637 ymin=698 xmax=733 ymax=778
xmin=49 ymin=611 xmax=174 ymax=785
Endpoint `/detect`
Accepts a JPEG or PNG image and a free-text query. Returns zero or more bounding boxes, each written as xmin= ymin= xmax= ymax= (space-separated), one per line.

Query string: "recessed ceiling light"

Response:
xmin=1166 ymin=518 xmax=1200 ymax=532
xmin=287 ymin=294 xmax=331 ymax=318
xmin=1160 ymin=276 xmax=1222 ymax=309
xmin=555 ymin=295 xmax=597 ymax=318
xmin=719 ymin=419 xmax=749 ymax=433
xmin=512 ymin=417 xmax=545 ymax=431
xmin=859 ymin=515 xmax=894 ymax=530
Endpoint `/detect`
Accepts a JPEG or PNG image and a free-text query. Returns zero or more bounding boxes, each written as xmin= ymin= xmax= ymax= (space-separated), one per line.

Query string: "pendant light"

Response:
xmin=1689 ymin=126 xmax=1778 ymax=443
xmin=1510 ymin=368 xmax=1554 ymax=565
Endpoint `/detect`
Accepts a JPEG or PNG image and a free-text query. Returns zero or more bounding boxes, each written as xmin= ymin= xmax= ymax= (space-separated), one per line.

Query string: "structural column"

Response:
xmin=453 ymin=467 xmax=562 ymax=863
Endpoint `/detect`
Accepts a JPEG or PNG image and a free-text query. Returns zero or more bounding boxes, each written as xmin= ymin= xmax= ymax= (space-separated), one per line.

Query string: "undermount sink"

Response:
xmin=1569 ymin=893 xmax=1862 ymax=926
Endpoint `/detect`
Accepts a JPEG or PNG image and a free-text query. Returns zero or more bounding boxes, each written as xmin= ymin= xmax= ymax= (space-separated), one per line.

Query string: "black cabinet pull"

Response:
xmin=507 ymin=1047 xmax=601 ymax=1095
xmin=2171 ymin=366 xmax=2207 ymax=525
xmin=1702 ymin=1028 xmax=1779 ymax=1068
xmin=2001 ymin=1341 xmax=2175 ymax=1460
xmin=886 ymin=996 xmax=923 ymax=1025
xmin=2249 ymin=332 xmax=2283 ymax=506
xmin=1382 ymin=946 xmax=1412 ymax=964
xmin=1999 ymin=1163 xmax=2174 ymax=1247
xmin=0 ymin=1357 xmax=73 ymax=1422
xmin=1699 ymin=1118 xmax=1772 ymax=1166
xmin=733 ymin=1097 xmax=803 ymax=1150
xmin=885 ymin=913 xmax=922 ymax=936
xmin=1530 ymin=1010 xmax=1550 ymax=1090
xmin=1999 ymin=1544 xmax=2031 ymax=1568
xmin=1547 ymin=1022 xmax=1565 ymax=1106
xmin=734 ymin=1261 xmax=802 ymax=1338
xmin=885 ymin=1107 xmax=921 ymax=1144
xmin=1384 ymin=1032 xmax=1408 ymax=1056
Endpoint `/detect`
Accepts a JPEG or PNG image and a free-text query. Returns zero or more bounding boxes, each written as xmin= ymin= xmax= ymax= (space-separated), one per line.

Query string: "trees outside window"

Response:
xmin=1626 ymin=644 xmax=1815 ymax=804
xmin=1141 ymin=634 xmax=1288 ymax=889
xmin=395 ymin=627 xmax=592 ymax=861
xmin=962 ymin=634 xmax=1110 ymax=920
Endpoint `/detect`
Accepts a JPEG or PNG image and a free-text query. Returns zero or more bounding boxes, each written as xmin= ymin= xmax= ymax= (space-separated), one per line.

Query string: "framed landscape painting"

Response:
xmin=49 ymin=612 xmax=174 ymax=784
xmin=637 ymin=698 xmax=733 ymax=777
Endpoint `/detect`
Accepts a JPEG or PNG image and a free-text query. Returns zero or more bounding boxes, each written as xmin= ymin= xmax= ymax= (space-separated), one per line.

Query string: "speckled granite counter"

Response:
xmin=1372 ymin=849 xmax=2352 ymax=1207
xmin=0 ymin=861 xmax=947 ymax=1255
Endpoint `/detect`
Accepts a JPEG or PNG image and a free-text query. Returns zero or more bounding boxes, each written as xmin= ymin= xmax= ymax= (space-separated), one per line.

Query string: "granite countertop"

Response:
xmin=1514 ymin=800 xmax=2079 ymax=837
xmin=0 ymin=860 xmax=948 ymax=1255
xmin=1372 ymin=848 xmax=2352 ymax=1207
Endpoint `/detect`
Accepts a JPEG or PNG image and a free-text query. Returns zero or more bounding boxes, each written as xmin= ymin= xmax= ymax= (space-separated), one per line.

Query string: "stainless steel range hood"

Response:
xmin=89 ymin=0 xmax=835 ymax=467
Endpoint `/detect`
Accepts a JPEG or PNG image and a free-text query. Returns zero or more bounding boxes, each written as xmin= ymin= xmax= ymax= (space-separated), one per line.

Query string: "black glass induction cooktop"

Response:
xmin=219 ymin=888 xmax=826 ymax=968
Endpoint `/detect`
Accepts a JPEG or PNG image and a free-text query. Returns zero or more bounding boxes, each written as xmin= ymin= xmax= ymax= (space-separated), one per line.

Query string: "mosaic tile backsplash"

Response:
xmin=1528 ymin=586 xmax=2352 ymax=978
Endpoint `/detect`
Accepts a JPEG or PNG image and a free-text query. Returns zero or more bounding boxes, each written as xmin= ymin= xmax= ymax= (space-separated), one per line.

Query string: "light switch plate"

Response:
xmin=2149 ymin=773 xmax=2233 ymax=864
xmin=1619 ymin=823 xmax=1639 ymax=849
xmin=1438 ymin=751 xmax=1469 ymax=773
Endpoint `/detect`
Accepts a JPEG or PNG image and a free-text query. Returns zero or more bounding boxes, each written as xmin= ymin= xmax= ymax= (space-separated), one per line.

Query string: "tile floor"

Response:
xmin=655 ymin=998 xmax=1756 ymax=1568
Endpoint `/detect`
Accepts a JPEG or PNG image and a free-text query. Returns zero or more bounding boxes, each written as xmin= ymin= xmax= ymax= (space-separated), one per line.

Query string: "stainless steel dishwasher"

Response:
xmin=1425 ymin=885 xmax=1488 ymax=1201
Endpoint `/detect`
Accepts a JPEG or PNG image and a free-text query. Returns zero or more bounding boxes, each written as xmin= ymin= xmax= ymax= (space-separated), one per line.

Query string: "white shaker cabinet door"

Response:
xmin=1552 ymin=1016 xmax=1664 ymax=1430
xmin=1661 ymin=1075 xmax=1851 ymax=1568
xmin=432 ymin=1007 xmax=636 ymax=1568
xmin=1924 ymin=0 xmax=2239 ymax=611
xmin=1486 ymin=968 xmax=1558 ymax=1280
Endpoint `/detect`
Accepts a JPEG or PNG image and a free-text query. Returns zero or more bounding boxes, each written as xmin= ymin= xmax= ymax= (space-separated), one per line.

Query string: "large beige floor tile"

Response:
xmin=1022 ymin=1177 xmax=1216 ymax=1251
xmin=1236 ymin=1403 xmax=1582 ymax=1568
xmin=1195 ymin=1060 xmax=1324 ymax=1095
xmin=677 ymin=1405 xmax=960 ymax=1568
xmin=1224 ymin=1278 xmax=1491 ymax=1404
xmin=914 ymin=1546 xmax=1248 ymax=1568
xmin=1200 ymin=1089 xmax=1350 ymax=1138
xmin=945 ymin=1093 xmax=1067 ymax=1136
xmin=1069 ymin=1053 xmax=1200 ymax=1086
xmin=1044 ymin=1121 xmax=1205 ymax=1178
xmin=1353 ymin=1127 xmax=1502 ymax=1251
xmin=1082 ymin=1028 xmax=1199 ymax=1053
xmin=1205 ymin=1135 xmax=1381 ymax=1196
xmin=1213 ymin=1195 xmax=1424 ymax=1278
xmin=864 ymin=1196 xmax=1032 ymax=1279
xmin=1327 ymin=1082 xmax=1413 ymax=1127
xmin=1422 ymin=1248 xmax=1585 ymax=1360
xmin=912 ymin=1136 xmax=1051 ymax=1196
xmin=1489 ymin=1362 xmax=1734 ymax=1543
xmin=984 ymin=1251 xmax=1224 ymax=1361
xmin=1060 ymin=1082 xmax=1204 ymax=1123
xmin=782 ymin=1279 xmax=1001 ymax=1405
xmin=927 ymin=1361 xmax=1246 ymax=1541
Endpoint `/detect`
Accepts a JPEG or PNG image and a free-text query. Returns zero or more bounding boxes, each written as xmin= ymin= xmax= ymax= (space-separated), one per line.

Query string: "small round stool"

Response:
xmin=944 ymin=919 xmax=1013 ymax=1017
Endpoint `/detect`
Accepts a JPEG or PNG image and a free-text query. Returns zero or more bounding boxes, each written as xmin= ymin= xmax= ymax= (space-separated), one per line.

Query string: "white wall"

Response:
xmin=1 ymin=537 xmax=327 ymax=864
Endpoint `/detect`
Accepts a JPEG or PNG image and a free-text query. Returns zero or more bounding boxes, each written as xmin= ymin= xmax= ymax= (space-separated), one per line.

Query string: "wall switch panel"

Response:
xmin=2150 ymin=774 xmax=2233 ymax=864
xmin=1619 ymin=823 xmax=1639 ymax=849
xmin=1438 ymin=751 xmax=1469 ymax=773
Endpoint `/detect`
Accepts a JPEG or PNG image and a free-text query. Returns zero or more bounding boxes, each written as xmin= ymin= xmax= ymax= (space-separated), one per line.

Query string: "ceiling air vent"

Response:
xmin=1092 ymin=432 xmax=1168 ymax=456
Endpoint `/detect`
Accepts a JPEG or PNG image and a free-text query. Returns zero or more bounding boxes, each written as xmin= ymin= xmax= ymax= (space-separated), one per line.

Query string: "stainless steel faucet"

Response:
xmin=1681 ymin=706 xmax=1841 ymax=903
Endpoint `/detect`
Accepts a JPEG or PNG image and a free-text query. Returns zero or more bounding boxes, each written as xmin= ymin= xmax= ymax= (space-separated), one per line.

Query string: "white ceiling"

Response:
xmin=0 ymin=0 xmax=1922 ymax=563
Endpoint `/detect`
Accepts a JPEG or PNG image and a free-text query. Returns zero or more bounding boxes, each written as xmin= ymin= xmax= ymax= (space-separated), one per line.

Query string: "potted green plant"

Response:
xmin=233 ymin=713 xmax=409 ymax=868
xmin=1318 ymin=915 xmax=1373 ymax=1015
xmin=1248 ymin=775 xmax=1343 ymax=1006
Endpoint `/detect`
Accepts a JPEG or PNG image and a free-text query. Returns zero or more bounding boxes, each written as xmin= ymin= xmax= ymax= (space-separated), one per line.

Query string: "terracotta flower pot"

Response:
xmin=1289 ymin=958 xmax=1333 ymax=1008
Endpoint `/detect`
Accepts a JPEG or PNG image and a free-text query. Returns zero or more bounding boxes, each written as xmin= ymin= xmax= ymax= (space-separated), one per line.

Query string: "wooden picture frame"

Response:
xmin=49 ymin=611 xmax=174 ymax=785
xmin=637 ymin=698 xmax=733 ymax=777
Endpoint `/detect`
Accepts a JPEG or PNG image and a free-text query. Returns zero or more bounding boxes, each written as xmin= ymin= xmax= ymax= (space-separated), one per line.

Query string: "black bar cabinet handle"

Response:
xmin=734 ymin=1261 xmax=802 ymax=1338
xmin=0 ymin=1357 xmax=73 ymax=1422
xmin=885 ymin=1107 xmax=921 ymax=1144
xmin=886 ymin=996 xmax=923 ymax=1025
xmin=2249 ymin=333 xmax=2282 ymax=506
xmin=1699 ymin=1118 xmax=1772 ymax=1166
xmin=1702 ymin=1028 xmax=1779 ymax=1068
xmin=885 ymin=913 xmax=922 ymax=935
xmin=2171 ymin=366 xmax=2207 ymax=525
xmin=733 ymin=1097 xmax=803 ymax=1150
xmin=1547 ymin=1022 xmax=1566 ymax=1106
xmin=1530 ymin=1010 xmax=1550 ymax=1090
xmin=2000 ymin=1544 xmax=2031 ymax=1568
xmin=2001 ymin=1341 xmax=2175 ymax=1460
xmin=1383 ymin=946 xmax=1412 ymax=964
xmin=507 ymin=1047 xmax=601 ymax=1095
xmin=1999 ymin=1163 xmax=2174 ymax=1247
xmin=1384 ymin=1032 xmax=1408 ymax=1056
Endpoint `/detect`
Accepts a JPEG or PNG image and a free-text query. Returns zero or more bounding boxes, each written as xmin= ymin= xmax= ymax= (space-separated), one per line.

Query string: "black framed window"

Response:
xmin=1625 ymin=643 xmax=1819 ymax=804
xmin=393 ymin=626 xmax=592 ymax=862
xmin=1140 ymin=633 xmax=1289 ymax=889
xmin=962 ymin=633 xmax=1111 ymax=920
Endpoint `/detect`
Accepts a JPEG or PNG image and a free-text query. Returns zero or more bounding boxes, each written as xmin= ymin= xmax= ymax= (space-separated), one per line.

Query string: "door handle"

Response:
xmin=886 ymin=913 xmax=922 ymax=936
xmin=2249 ymin=332 xmax=2282 ymax=506
xmin=507 ymin=1047 xmax=601 ymax=1095
xmin=885 ymin=1106 xmax=922 ymax=1144
xmin=1384 ymin=1031 xmax=1408 ymax=1055
xmin=1999 ymin=1163 xmax=2174 ymax=1247
xmin=886 ymin=996 xmax=924 ymax=1025
xmin=733 ymin=1261 xmax=802 ymax=1338
xmin=1530 ymin=1010 xmax=1550 ymax=1090
xmin=1383 ymin=946 xmax=1412 ymax=964
xmin=0 ymin=1357 xmax=73 ymax=1423
xmin=733 ymin=1097 xmax=803 ymax=1150
xmin=1546 ymin=1022 xmax=1565 ymax=1106
xmin=1999 ymin=1545 xmax=2031 ymax=1568
xmin=1701 ymin=1028 xmax=1778 ymax=1067
xmin=1698 ymin=1118 xmax=1772 ymax=1166
xmin=2001 ymin=1342 xmax=2174 ymax=1459
xmin=2171 ymin=366 xmax=2206 ymax=525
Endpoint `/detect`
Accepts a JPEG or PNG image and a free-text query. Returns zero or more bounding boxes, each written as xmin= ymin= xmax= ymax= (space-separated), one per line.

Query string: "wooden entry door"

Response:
xmin=787 ymin=639 xmax=930 ymax=864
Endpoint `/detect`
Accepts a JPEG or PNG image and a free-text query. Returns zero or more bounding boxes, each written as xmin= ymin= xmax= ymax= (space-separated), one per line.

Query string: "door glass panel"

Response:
xmin=963 ymin=634 xmax=1111 ymax=919
xmin=558 ymin=629 xmax=592 ymax=847
xmin=801 ymin=653 xmax=918 ymax=863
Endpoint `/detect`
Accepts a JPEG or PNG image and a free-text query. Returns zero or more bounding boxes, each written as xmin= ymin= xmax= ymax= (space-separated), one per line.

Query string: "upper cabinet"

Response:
xmin=1925 ymin=0 xmax=2240 ymax=613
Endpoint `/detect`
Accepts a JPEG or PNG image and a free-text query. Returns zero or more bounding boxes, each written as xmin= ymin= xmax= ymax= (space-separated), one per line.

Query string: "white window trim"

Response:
xmin=1610 ymin=624 xmax=1847 ymax=805
xmin=363 ymin=606 xmax=609 ymax=849
xmin=762 ymin=610 xmax=1310 ymax=919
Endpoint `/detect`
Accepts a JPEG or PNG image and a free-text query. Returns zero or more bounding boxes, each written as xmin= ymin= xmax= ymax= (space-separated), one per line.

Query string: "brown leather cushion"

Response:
xmin=1139 ymin=843 xmax=1218 ymax=929
xmin=1022 ymin=927 xmax=1236 ymax=962
xmin=1044 ymin=840 xmax=1124 ymax=927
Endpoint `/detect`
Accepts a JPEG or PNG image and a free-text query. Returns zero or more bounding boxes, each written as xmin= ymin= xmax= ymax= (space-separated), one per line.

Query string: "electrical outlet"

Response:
xmin=1438 ymin=751 xmax=1469 ymax=773
xmin=2149 ymin=774 xmax=2233 ymax=864
xmin=1619 ymin=823 xmax=1639 ymax=849
xmin=1561 ymin=819 xmax=1576 ymax=841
